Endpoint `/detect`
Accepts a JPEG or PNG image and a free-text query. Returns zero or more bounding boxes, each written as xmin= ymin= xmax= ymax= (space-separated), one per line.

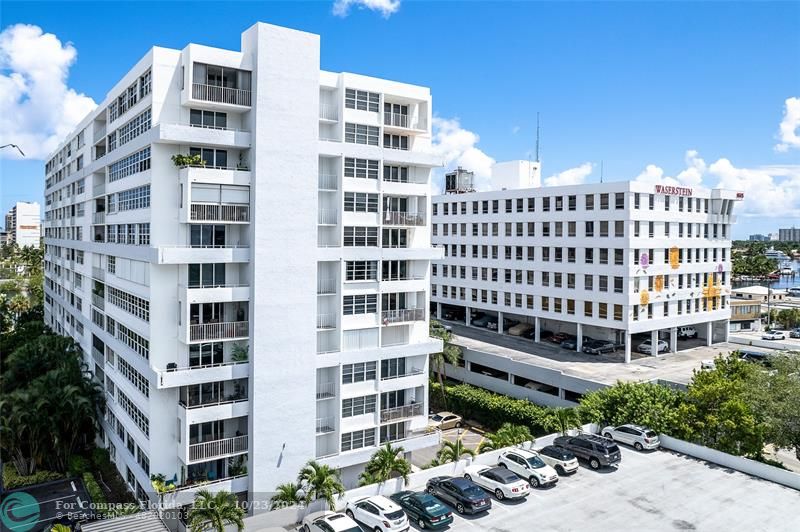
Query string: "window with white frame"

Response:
xmin=342 ymin=395 xmax=377 ymax=417
xmin=343 ymin=294 xmax=377 ymax=315
xmin=346 ymin=260 xmax=378 ymax=281
xmin=344 ymin=192 xmax=379 ymax=213
xmin=341 ymin=428 xmax=376 ymax=452
xmin=108 ymin=147 xmax=151 ymax=183
xmin=342 ymin=361 xmax=377 ymax=383
xmin=345 ymin=123 xmax=379 ymax=145
xmin=345 ymin=88 xmax=380 ymax=112
xmin=343 ymin=226 xmax=378 ymax=247
xmin=344 ymin=157 xmax=379 ymax=179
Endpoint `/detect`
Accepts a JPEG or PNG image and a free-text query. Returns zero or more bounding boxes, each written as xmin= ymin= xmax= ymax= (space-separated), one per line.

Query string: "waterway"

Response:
xmin=733 ymin=259 xmax=800 ymax=291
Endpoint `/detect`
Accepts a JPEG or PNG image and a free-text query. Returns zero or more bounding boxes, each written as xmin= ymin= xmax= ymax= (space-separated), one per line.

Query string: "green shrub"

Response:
xmin=68 ymin=455 xmax=90 ymax=477
xmin=430 ymin=382 xmax=549 ymax=433
xmin=83 ymin=472 xmax=107 ymax=508
xmin=3 ymin=464 xmax=63 ymax=489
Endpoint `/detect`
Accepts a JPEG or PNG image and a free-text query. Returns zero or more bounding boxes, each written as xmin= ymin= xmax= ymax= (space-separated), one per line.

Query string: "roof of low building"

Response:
xmin=81 ymin=511 xmax=169 ymax=532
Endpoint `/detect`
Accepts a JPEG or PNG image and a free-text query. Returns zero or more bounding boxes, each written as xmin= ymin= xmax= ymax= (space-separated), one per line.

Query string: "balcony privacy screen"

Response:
xmin=191 ymin=184 xmax=250 ymax=204
xmin=193 ymin=63 xmax=251 ymax=90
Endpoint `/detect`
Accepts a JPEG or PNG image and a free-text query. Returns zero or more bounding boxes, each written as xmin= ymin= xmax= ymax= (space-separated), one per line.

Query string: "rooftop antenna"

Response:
xmin=535 ymin=112 xmax=541 ymax=163
xmin=600 ymin=160 xmax=604 ymax=183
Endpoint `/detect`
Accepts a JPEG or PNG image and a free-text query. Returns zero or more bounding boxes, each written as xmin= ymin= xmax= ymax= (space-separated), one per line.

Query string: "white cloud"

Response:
xmin=430 ymin=116 xmax=495 ymax=192
xmin=775 ymin=97 xmax=800 ymax=152
xmin=333 ymin=0 xmax=400 ymax=18
xmin=543 ymin=162 xmax=594 ymax=187
xmin=0 ymin=24 xmax=96 ymax=160
xmin=633 ymin=149 xmax=705 ymax=187
xmin=511 ymin=125 xmax=521 ymax=135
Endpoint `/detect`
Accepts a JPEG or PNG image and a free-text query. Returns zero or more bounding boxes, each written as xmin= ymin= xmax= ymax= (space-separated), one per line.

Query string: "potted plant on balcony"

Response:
xmin=228 ymin=455 xmax=247 ymax=476
xmin=231 ymin=343 xmax=248 ymax=362
xmin=171 ymin=154 xmax=205 ymax=167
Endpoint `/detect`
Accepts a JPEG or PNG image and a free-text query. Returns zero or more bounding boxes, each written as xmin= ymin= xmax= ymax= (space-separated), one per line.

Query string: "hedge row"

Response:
xmin=2 ymin=464 xmax=63 ymax=489
xmin=431 ymin=381 xmax=550 ymax=434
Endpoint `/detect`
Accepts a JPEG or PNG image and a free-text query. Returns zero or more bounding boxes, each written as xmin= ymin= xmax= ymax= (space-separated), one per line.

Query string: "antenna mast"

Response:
xmin=535 ymin=112 xmax=541 ymax=163
xmin=600 ymin=160 xmax=604 ymax=183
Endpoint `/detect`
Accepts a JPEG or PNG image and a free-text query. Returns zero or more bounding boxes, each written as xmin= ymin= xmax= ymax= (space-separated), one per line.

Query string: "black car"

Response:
xmin=738 ymin=350 xmax=773 ymax=367
xmin=389 ymin=490 xmax=454 ymax=529
xmin=553 ymin=434 xmax=622 ymax=470
xmin=443 ymin=308 xmax=465 ymax=321
xmin=582 ymin=339 xmax=616 ymax=355
xmin=523 ymin=327 xmax=537 ymax=339
xmin=426 ymin=476 xmax=492 ymax=515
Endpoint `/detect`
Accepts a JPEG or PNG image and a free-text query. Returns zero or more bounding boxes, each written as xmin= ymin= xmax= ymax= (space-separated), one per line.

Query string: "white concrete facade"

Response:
xmin=431 ymin=180 xmax=742 ymax=362
xmin=5 ymin=201 xmax=41 ymax=248
xmin=42 ymin=22 xmax=442 ymax=510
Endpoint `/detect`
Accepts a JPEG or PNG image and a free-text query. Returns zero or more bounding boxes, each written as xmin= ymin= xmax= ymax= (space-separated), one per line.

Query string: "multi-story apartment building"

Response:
xmin=42 ymin=22 xmax=442 ymax=511
xmin=778 ymin=227 xmax=800 ymax=242
xmin=4 ymin=201 xmax=41 ymax=248
xmin=431 ymin=170 xmax=742 ymax=363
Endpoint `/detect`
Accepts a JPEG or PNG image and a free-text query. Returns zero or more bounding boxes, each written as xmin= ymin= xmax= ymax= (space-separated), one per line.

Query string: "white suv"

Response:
xmin=301 ymin=511 xmax=362 ymax=532
xmin=637 ymin=339 xmax=669 ymax=354
xmin=497 ymin=449 xmax=559 ymax=488
xmin=677 ymin=326 xmax=697 ymax=339
xmin=345 ymin=495 xmax=409 ymax=532
xmin=601 ymin=424 xmax=660 ymax=451
xmin=536 ymin=445 xmax=580 ymax=475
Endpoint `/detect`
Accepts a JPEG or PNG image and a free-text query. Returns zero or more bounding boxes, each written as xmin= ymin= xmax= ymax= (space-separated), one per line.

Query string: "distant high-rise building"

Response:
xmin=4 ymin=201 xmax=41 ymax=248
xmin=749 ymin=234 xmax=769 ymax=241
xmin=778 ymin=227 xmax=800 ymax=242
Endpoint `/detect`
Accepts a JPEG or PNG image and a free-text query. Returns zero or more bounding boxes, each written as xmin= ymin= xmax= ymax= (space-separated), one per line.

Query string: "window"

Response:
xmin=341 ymin=428 xmax=376 ymax=451
xmin=108 ymin=147 xmax=151 ymax=182
xmin=342 ymin=361 xmax=377 ymax=383
xmin=345 ymin=88 xmax=379 ymax=112
xmin=383 ymin=134 xmax=409 ymax=150
xmin=615 ymin=192 xmax=624 ymax=209
xmin=614 ymin=276 xmax=623 ymax=293
xmin=345 ymin=123 xmax=379 ymax=145
xmin=585 ymin=274 xmax=593 ymax=291
xmin=383 ymin=165 xmax=409 ymax=182
xmin=344 ymin=226 xmax=378 ymax=246
xmin=600 ymin=193 xmax=609 ymax=209
xmin=568 ymin=195 xmax=577 ymax=211
xmin=615 ymin=221 xmax=624 ymax=238
xmin=115 ymin=185 xmax=150 ymax=211
xmin=113 ymin=108 xmax=151 ymax=150
xmin=118 ymin=391 xmax=149 ymax=437
xmin=189 ymin=109 xmax=227 ymax=129
xmin=107 ymin=286 xmax=150 ymax=321
xmin=346 ymin=261 xmax=378 ymax=281
xmin=585 ymin=221 xmax=594 ymax=237
xmin=343 ymin=294 xmax=378 ymax=315
xmin=598 ymin=302 xmax=608 ymax=319
xmin=585 ymin=194 xmax=595 ymax=210
xmin=342 ymin=395 xmax=377 ymax=417
xmin=117 ymin=356 xmax=149 ymax=397
xmin=344 ymin=192 xmax=378 ymax=213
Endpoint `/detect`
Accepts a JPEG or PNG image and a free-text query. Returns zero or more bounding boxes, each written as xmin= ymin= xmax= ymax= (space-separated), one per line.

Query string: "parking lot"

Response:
xmin=384 ymin=446 xmax=800 ymax=532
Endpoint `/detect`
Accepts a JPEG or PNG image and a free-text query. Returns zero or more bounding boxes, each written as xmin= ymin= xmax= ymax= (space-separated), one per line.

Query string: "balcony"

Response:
xmin=382 ymin=211 xmax=425 ymax=226
xmin=157 ymin=360 xmax=249 ymax=389
xmin=380 ymin=367 xmax=424 ymax=381
xmin=91 ymin=293 xmax=105 ymax=310
xmin=182 ymin=283 xmax=250 ymax=305
xmin=93 ymin=212 xmax=106 ymax=224
xmin=317 ymin=313 xmax=336 ymax=330
xmin=157 ymin=245 xmax=250 ymax=265
xmin=384 ymin=112 xmax=426 ymax=131
xmin=179 ymin=166 xmax=251 ymax=187
xmin=317 ymin=278 xmax=336 ymax=295
xmin=155 ymin=123 xmax=251 ymax=149
xmin=381 ymin=308 xmax=425 ymax=324
xmin=190 ymin=203 xmax=249 ymax=223
xmin=166 ymin=475 xmax=249 ymax=507
xmin=380 ymin=403 xmax=424 ymax=423
xmin=189 ymin=321 xmax=248 ymax=342
xmin=92 ymin=346 xmax=105 ymax=367
xmin=318 ymin=173 xmax=337 ymax=191
xmin=318 ymin=209 xmax=338 ymax=226
xmin=189 ymin=435 xmax=248 ymax=462
xmin=316 ymin=416 xmax=335 ymax=434
xmin=316 ymin=381 xmax=335 ymax=400
xmin=319 ymin=104 xmax=338 ymax=122
xmin=192 ymin=83 xmax=251 ymax=107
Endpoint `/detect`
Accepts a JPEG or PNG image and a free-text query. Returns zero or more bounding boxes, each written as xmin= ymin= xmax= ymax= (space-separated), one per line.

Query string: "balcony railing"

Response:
xmin=318 ymin=173 xmax=337 ymax=190
xmin=91 ymin=293 xmax=105 ymax=310
xmin=180 ymin=393 xmax=248 ymax=409
xmin=189 ymin=435 xmax=248 ymax=462
xmin=316 ymin=417 xmax=335 ymax=434
xmin=381 ymin=274 xmax=426 ymax=282
xmin=93 ymin=212 xmax=106 ymax=224
xmin=381 ymin=308 xmax=425 ymax=324
xmin=383 ymin=211 xmax=424 ymax=226
xmin=316 ymin=382 xmax=335 ymax=400
xmin=179 ymin=164 xmax=250 ymax=171
xmin=384 ymin=112 xmax=410 ymax=128
xmin=190 ymin=203 xmax=250 ymax=223
xmin=317 ymin=314 xmax=336 ymax=330
xmin=380 ymin=403 xmax=424 ymax=423
xmin=318 ymin=209 xmax=337 ymax=225
xmin=380 ymin=367 xmax=424 ymax=381
xmin=319 ymin=104 xmax=338 ymax=121
xmin=92 ymin=346 xmax=105 ymax=367
xmin=192 ymin=83 xmax=251 ymax=107
xmin=189 ymin=321 xmax=249 ymax=342
xmin=317 ymin=278 xmax=336 ymax=295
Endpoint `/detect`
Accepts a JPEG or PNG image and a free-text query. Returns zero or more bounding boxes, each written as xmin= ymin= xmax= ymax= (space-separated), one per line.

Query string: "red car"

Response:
xmin=548 ymin=332 xmax=568 ymax=344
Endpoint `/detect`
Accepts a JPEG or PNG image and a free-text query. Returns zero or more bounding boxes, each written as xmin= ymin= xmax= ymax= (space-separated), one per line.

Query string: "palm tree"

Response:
xmin=50 ymin=525 xmax=71 ymax=532
xmin=297 ymin=460 xmax=345 ymax=511
xmin=477 ymin=423 xmax=533 ymax=453
xmin=429 ymin=320 xmax=462 ymax=408
xmin=362 ymin=443 xmax=411 ymax=485
xmin=436 ymin=439 xmax=476 ymax=464
xmin=187 ymin=489 xmax=245 ymax=532
xmin=357 ymin=469 xmax=383 ymax=487
xmin=270 ymin=482 xmax=303 ymax=510
xmin=544 ymin=407 xmax=582 ymax=436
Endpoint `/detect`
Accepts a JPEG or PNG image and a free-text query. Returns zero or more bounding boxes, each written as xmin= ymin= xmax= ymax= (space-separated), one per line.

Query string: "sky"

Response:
xmin=1 ymin=0 xmax=799 ymax=239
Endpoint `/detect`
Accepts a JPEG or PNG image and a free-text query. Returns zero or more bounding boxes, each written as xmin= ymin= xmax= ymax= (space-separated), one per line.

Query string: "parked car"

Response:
xmin=553 ymin=434 xmax=622 ymax=470
xmin=429 ymin=412 xmax=462 ymax=430
xmin=425 ymin=476 xmax=491 ymax=515
xmin=601 ymin=424 xmax=660 ymax=451
xmin=345 ymin=495 xmax=408 ymax=532
xmin=677 ymin=326 xmax=698 ymax=339
xmin=582 ymin=339 xmax=616 ymax=355
xmin=508 ymin=322 xmax=534 ymax=336
xmin=738 ymin=350 xmax=773 ymax=367
xmin=560 ymin=335 xmax=592 ymax=350
xmin=389 ymin=491 xmax=453 ymax=530
xmin=538 ymin=329 xmax=554 ymax=340
xmin=637 ymin=339 xmax=669 ymax=354
xmin=523 ymin=327 xmax=537 ymax=339
xmin=301 ymin=511 xmax=362 ymax=532
xmin=487 ymin=319 xmax=498 ymax=330
xmin=790 ymin=328 xmax=800 ymax=339
xmin=463 ymin=464 xmax=530 ymax=500
xmin=548 ymin=332 xmax=568 ymax=344
xmin=536 ymin=445 xmax=580 ymax=475
xmin=497 ymin=449 xmax=559 ymax=488
xmin=471 ymin=313 xmax=490 ymax=327
xmin=443 ymin=308 xmax=465 ymax=321
xmin=762 ymin=330 xmax=785 ymax=340
xmin=502 ymin=318 xmax=520 ymax=331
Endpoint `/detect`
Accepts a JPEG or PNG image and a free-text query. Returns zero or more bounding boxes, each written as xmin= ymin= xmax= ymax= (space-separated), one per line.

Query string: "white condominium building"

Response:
xmin=5 ymin=201 xmax=41 ymax=248
xmin=42 ymin=22 xmax=442 ymax=511
xmin=431 ymin=172 xmax=742 ymax=363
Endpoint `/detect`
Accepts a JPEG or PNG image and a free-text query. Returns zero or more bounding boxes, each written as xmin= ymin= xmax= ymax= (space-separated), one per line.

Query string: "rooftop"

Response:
xmin=81 ymin=511 xmax=169 ymax=532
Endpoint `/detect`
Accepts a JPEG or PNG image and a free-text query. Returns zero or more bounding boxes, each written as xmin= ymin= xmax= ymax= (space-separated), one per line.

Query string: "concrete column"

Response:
xmin=576 ymin=323 xmax=583 ymax=353
xmin=534 ymin=316 xmax=541 ymax=343
xmin=651 ymin=329 xmax=659 ymax=357
xmin=624 ymin=332 xmax=631 ymax=364
xmin=436 ymin=302 xmax=442 ymax=320
xmin=706 ymin=321 xmax=712 ymax=346
xmin=497 ymin=311 xmax=504 ymax=335
xmin=724 ymin=320 xmax=730 ymax=343
xmin=670 ymin=327 xmax=678 ymax=353
xmin=465 ymin=307 xmax=471 ymax=326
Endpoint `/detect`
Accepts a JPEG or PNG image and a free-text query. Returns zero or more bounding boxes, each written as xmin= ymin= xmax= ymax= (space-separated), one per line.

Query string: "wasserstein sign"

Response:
xmin=654 ymin=184 xmax=692 ymax=196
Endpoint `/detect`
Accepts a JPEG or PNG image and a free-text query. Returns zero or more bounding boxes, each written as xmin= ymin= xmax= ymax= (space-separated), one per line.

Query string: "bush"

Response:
xmin=430 ymin=382 xmax=549 ymax=433
xmin=89 ymin=448 xmax=137 ymax=507
xmin=68 ymin=455 xmax=90 ymax=477
xmin=83 ymin=472 xmax=107 ymax=508
xmin=3 ymin=464 xmax=63 ymax=489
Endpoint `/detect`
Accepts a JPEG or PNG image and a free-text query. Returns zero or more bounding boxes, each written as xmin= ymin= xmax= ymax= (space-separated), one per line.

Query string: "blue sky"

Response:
xmin=1 ymin=0 xmax=799 ymax=238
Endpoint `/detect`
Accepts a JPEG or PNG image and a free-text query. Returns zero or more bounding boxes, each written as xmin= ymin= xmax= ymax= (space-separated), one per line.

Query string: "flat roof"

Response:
xmin=446 ymin=322 xmax=770 ymax=386
xmin=81 ymin=511 xmax=169 ymax=532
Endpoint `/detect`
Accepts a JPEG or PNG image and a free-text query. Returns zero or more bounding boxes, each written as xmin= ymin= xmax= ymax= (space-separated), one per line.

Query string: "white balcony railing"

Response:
xmin=317 ymin=278 xmax=336 ymax=295
xmin=317 ymin=314 xmax=336 ymax=330
xmin=192 ymin=83 xmax=251 ymax=107
xmin=92 ymin=346 xmax=105 ymax=367
xmin=190 ymin=203 xmax=250 ymax=223
xmin=91 ymin=293 xmax=105 ymax=310
xmin=383 ymin=211 xmax=424 ymax=226
xmin=189 ymin=435 xmax=248 ymax=462
xmin=319 ymin=104 xmax=338 ymax=121
xmin=381 ymin=308 xmax=425 ymax=324
xmin=318 ymin=209 xmax=338 ymax=225
xmin=380 ymin=367 xmax=424 ymax=381
xmin=318 ymin=173 xmax=337 ymax=190
xmin=316 ymin=417 xmax=335 ymax=434
xmin=384 ymin=112 xmax=409 ymax=128
xmin=380 ymin=403 xmax=424 ymax=423
xmin=316 ymin=382 xmax=335 ymax=400
xmin=189 ymin=321 xmax=248 ymax=342
xmin=93 ymin=212 xmax=106 ymax=224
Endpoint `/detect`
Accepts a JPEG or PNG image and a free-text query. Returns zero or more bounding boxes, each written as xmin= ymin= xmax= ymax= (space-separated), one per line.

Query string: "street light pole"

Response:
xmin=0 ymin=143 xmax=25 ymax=157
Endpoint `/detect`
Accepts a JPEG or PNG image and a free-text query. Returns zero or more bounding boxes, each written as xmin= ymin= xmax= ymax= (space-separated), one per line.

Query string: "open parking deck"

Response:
xmin=392 ymin=446 xmax=800 ymax=532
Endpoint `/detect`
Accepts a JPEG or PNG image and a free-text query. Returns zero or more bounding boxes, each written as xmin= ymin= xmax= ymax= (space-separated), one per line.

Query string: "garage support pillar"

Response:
xmin=670 ymin=327 xmax=678 ymax=353
xmin=465 ymin=307 xmax=471 ymax=326
xmin=624 ymin=332 xmax=631 ymax=363
xmin=576 ymin=323 xmax=583 ymax=353
xmin=497 ymin=311 xmax=504 ymax=334
xmin=651 ymin=329 xmax=659 ymax=357
xmin=706 ymin=321 xmax=713 ymax=346
xmin=534 ymin=316 xmax=541 ymax=342
xmin=436 ymin=302 xmax=442 ymax=320
xmin=724 ymin=320 xmax=730 ymax=343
